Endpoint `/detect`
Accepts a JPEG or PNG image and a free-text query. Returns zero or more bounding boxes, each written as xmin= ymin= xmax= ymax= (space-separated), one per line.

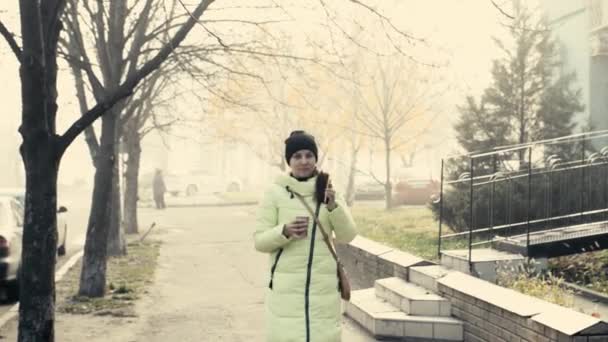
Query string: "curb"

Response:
xmin=168 ymin=201 xmax=259 ymax=208
xmin=138 ymin=201 xmax=259 ymax=209
xmin=0 ymin=250 xmax=84 ymax=330
xmin=561 ymin=281 xmax=608 ymax=305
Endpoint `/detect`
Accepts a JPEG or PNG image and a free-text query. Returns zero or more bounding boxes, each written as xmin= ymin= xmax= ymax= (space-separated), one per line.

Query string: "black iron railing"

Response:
xmin=436 ymin=130 xmax=608 ymax=268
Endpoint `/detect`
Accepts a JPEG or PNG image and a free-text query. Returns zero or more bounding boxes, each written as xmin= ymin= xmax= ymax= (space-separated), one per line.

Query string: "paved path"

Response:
xmin=131 ymin=206 xmax=375 ymax=341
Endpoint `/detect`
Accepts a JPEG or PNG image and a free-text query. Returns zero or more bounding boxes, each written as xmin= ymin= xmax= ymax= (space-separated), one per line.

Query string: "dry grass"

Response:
xmin=56 ymin=239 xmax=161 ymax=317
xmin=497 ymin=267 xmax=576 ymax=307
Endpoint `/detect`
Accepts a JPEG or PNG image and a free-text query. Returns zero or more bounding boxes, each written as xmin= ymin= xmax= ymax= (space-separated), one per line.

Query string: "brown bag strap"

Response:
xmin=288 ymin=187 xmax=340 ymax=264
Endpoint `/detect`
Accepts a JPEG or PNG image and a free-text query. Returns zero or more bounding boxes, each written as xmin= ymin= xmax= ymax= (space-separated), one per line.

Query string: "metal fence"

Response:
xmin=437 ymin=130 xmax=608 ymax=263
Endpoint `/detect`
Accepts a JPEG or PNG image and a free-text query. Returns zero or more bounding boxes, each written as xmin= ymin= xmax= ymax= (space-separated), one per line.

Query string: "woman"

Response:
xmin=254 ymin=130 xmax=357 ymax=342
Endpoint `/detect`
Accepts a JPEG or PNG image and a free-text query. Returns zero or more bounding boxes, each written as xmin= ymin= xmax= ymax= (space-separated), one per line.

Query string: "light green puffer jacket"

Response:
xmin=254 ymin=174 xmax=357 ymax=342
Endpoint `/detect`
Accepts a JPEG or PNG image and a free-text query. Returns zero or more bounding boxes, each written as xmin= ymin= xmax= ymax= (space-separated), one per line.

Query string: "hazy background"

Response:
xmin=0 ymin=0 xmax=535 ymax=191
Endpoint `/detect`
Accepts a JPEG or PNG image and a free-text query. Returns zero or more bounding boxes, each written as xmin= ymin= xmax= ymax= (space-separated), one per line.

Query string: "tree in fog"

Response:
xmin=62 ymin=0 xmax=217 ymax=241
xmin=59 ymin=0 xmax=222 ymax=300
xmin=355 ymin=55 xmax=440 ymax=209
xmin=455 ymin=1 xmax=583 ymax=165
xmin=1 ymin=0 xmax=422 ymax=340
xmin=0 ymin=0 xmax=211 ymax=340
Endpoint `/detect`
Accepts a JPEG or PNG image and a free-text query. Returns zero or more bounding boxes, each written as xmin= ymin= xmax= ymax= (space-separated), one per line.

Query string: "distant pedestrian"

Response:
xmin=153 ymin=169 xmax=166 ymax=209
xmin=254 ymin=130 xmax=357 ymax=342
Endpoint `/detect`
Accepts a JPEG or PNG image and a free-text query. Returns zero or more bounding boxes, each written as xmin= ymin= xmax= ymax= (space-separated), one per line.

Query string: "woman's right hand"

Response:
xmin=282 ymin=219 xmax=308 ymax=239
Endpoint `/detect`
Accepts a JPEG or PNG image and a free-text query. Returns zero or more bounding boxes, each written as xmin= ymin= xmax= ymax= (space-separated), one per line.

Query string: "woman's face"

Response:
xmin=289 ymin=149 xmax=317 ymax=178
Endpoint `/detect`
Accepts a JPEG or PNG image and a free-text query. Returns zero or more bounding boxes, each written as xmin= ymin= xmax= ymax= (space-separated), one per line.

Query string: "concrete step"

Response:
xmin=440 ymin=249 xmax=525 ymax=283
xmin=409 ymin=265 xmax=455 ymax=292
xmin=375 ymin=277 xmax=452 ymax=317
xmin=345 ymin=288 xmax=464 ymax=341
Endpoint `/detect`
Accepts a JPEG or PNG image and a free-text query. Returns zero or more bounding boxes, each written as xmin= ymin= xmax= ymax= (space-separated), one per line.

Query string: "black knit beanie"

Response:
xmin=284 ymin=130 xmax=318 ymax=165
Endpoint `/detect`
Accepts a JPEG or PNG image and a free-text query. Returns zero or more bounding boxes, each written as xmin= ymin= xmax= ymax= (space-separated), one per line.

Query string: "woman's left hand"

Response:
xmin=325 ymin=181 xmax=337 ymax=211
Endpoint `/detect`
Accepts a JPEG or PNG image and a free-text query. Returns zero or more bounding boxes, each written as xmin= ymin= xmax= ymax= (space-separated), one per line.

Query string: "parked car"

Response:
xmin=392 ymin=178 xmax=439 ymax=205
xmin=0 ymin=188 xmax=68 ymax=256
xmin=354 ymin=174 xmax=386 ymax=200
xmin=139 ymin=169 xmax=243 ymax=199
xmin=0 ymin=196 xmax=24 ymax=300
xmin=176 ymin=169 xmax=243 ymax=196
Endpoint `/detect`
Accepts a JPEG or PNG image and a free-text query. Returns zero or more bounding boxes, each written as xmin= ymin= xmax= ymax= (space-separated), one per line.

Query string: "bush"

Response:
xmin=497 ymin=262 xmax=575 ymax=307
xmin=549 ymin=250 xmax=608 ymax=294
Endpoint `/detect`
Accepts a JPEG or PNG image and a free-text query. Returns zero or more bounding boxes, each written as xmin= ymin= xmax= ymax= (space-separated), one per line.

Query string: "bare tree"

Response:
xmin=1 ymin=1 xmax=422 ymax=339
xmin=0 ymin=1 xmax=212 ymax=340
xmin=121 ymin=68 xmax=189 ymax=234
xmin=355 ymin=55 xmax=441 ymax=209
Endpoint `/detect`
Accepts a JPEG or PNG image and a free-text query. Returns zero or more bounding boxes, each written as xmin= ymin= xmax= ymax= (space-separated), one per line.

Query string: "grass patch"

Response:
xmin=57 ymin=239 xmax=161 ymax=316
xmin=351 ymin=205 xmax=443 ymax=261
xmin=351 ymin=204 xmax=487 ymax=261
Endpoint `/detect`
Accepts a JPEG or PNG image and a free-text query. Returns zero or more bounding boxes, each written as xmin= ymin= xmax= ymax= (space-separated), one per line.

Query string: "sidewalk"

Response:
xmin=130 ymin=206 xmax=375 ymax=341
xmin=0 ymin=205 xmax=375 ymax=341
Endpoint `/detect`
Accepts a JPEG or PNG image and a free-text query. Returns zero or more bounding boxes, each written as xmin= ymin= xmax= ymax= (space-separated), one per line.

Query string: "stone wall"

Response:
xmin=335 ymin=236 xmax=432 ymax=289
xmin=337 ymin=236 xmax=608 ymax=341
xmin=437 ymin=272 xmax=608 ymax=342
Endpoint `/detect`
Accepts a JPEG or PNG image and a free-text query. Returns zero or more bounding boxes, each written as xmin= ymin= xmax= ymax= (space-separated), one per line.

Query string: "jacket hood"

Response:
xmin=274 ymin=173 xmax=316 ymax=197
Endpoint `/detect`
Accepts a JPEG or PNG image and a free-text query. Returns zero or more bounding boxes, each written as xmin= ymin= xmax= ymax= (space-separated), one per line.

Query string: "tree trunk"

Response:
xmin=70 ymin=65 xmax=100 ymax=166
xmin=107 ymin=144 xmax=126 ymax=256
xmin=18 ymin=1 xmax=63 ymax=339
xmin=124 ymin=131 xmax=141 ymax=234
xmin=345 ymin=137 xmax=359 ymax=207
xmin=385 ymin=139 xmax=393 ymax=210
xmin=78 ymin=110 xmax=119 ymax=297
xmin=18 ymin=141 xmax=59 ymax=342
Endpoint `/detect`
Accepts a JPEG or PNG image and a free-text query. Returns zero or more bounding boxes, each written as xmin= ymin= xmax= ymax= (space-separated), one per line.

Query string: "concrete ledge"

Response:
xmin=348 ymin=236 xmax=394 ymax=258
xmin=380 ymin=249 xmax=434 ymax=281
xmin=337 ymin=236 xmax=436 ymax=289
xmin=409 ymin=265 xmax=455 ymax=293
xmin=438 ymin=271 xmax=608 ymax=338
xmin=341 ymin=236 xmax=608 ymax=340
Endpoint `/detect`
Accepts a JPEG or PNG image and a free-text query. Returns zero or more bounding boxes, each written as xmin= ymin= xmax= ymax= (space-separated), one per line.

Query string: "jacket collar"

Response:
xmin=274 ymin=173 xmax=316 ymax=197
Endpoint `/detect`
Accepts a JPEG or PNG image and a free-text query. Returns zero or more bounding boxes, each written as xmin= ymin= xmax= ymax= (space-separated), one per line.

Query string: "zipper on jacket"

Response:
xmin=268 ymin=248 xmax=283 ymax=289
xmin=305 ymin=201 xmax=322 ymax=342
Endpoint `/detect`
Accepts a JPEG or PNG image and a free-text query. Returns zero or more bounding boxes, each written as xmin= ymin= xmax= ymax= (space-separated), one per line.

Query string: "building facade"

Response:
xmin=540 ymin=0 xmax=608 ymax=132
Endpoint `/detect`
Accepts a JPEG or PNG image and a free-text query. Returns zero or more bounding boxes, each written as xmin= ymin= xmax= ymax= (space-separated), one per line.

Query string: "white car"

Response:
xmin=0 ymin=196 xmax=26 ymax=300
xmin=165 ymin=171 xmax=243 ymax=197
xmin=0 ymin=188 xmax=68 ymax=256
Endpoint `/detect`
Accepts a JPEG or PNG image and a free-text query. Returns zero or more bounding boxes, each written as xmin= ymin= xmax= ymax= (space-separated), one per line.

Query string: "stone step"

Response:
xmin=345 ymin=288 xmax=464 ymax=341
xmin=409 ymin=265 xmax=455 ymax=293
xmin=375 ymin=277 xmax=452 ymax=317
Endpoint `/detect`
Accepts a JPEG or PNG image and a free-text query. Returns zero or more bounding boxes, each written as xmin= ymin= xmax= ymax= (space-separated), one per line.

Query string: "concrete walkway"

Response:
xmin=131 ymin=206 xmax=375 ymax=341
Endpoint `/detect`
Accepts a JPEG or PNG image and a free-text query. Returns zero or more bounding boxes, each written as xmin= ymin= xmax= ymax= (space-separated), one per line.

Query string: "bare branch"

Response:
xmin=177 ymin=0 xmax=228 ymax=48
xmin=491 ymin=0 xmax=514 ymax=20
xmin=58 ymin=0 xmax=215 ymax=154
xmin=0 ymin=20 xmax=22 ymax=62
xmin=141 ymin=118 xmax=179 ymax=136
xmin=347 ymin=0 xmax=424 ymax=44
